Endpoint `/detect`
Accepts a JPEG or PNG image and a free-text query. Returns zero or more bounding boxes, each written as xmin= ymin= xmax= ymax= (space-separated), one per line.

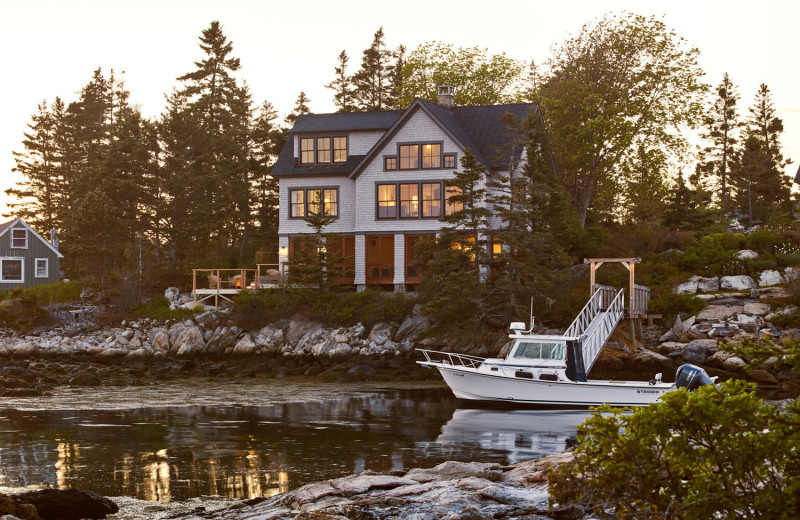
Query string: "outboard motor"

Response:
xmin=675 ymin=364 xmax=715 ymax=391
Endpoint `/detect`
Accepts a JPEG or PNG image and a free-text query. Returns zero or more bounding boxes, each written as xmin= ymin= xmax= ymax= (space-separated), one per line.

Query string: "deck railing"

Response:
xmin=564 ymin=284 xmax=617 ymax=338
xmin=580 ymin=288 xmax=625 ymax=373
xmin=633 ymin=284 xmax=650 ymax=316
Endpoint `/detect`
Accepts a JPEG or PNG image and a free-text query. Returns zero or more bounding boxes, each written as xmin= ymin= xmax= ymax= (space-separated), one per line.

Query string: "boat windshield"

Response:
xmin=513 ymin=341 xmax=565 ymax=361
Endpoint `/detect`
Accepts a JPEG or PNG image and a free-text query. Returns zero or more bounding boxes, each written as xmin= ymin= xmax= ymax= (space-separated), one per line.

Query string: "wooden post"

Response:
xmin=192 ymin=269 xmax=197 ymax=304
xmin=215 ymin=269 xmax=220 ymax=309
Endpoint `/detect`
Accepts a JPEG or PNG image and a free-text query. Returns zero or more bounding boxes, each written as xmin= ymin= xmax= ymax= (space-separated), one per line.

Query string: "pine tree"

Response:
xmin=285 ymin=91 xmax=311 ymax=126
xmin=696 ymin=73 xmax=741 ymax=211
xmin=288 ymin=211 xmax=339 ymax=290
xmin=326 ymin=51 xmax=356 ymax=112
xmin=731 ymin=84 xmax=792 ymax=225
xmin=351 ymin=27 xmax=395 ymax=111
xmin=250 ymin=101 xmax=282 ymax=262
xmin=7 ymin=100 xmax=65 ymax=231
xmin=662 ymin=175 xmax=718 ymax=231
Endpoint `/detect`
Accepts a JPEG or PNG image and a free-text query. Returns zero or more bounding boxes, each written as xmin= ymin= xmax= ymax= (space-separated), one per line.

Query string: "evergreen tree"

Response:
xmin=285 ymin=91 xmax=311 ymax=126
xmin=287 ymin=211 xmax=340 ymax=290
xmin=730 ymin=84 xmax=792 ymax=226
xmin=420 ymin=150 xmax=492 ymax=325
xmin=250 ymin=101 xmax=282 ymax=262
xmin=487 ymin=112 xmax=575 ymax=322
xmin=326 ymin=51 xmax=356 ymax=112
xmin=7 ymin=100 xmax=65 ymax=231
xmin=696 ymin=73 xmax=741 ymax=210
xmin=351 ymin=27 xmax=395 ymax=111
xmin=662 ymin=175 xmax=717 ymax=231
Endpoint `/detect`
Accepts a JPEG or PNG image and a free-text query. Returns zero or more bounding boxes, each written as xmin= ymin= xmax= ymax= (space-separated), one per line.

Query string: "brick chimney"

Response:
xmin=437 ymin=85 xmax=455 ymax=109
xmin=50 ymin=229 xmax=59 ymax=251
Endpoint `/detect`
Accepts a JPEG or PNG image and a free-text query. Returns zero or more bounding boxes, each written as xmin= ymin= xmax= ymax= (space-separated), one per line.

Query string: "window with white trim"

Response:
xmin=35 ymin=258 xmax=48 ymax=278
xmin=0 ymin=258 xmax=23 ymax=282
xmin=11 ymin=229 xmax=27 ymax=249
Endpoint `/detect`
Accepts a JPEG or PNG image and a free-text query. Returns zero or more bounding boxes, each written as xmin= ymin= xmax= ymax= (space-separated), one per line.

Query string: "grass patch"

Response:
xmin=131 ymin=295 xmax=199 ymax=321
xmin=0 ymin=280 xmax=83 ymax=305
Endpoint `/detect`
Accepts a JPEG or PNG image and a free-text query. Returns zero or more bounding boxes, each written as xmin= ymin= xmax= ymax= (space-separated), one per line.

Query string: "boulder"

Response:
xmin=172 ymin=327 xmax=205 ymax=357
xmin=329 ymin=474 xmax=418 ymax=497
xmin=286 ymin=317 xmax=322 ymax=345
xmin=194 ymin=311 xmax=218 ymax=328
xmin=13 ymin=489 xmax=118 ymax=520
xmin=151 ymin=331 xmax=170 ymax=351
xmin=674 ymin=280 xmax=698 ymax=294
xmin=784 ymin=267 xmax=800 ymax=282
xmin=736 ymin=249 xmax=759 ymax=260
xmin=232 ymin=334 xmax=256 ymax=355
xmin=347 ymin=365 xmax=376 ymax=376
xmin=658 ymin=342 xmax=687 ymax=355
xmin=720 ymin=275 xmax=756 ymax=291
xmin=205 ymin=326 xmax=241 ymax=354
xmin=254 ymin=325 xmax=284 ymax=349
xmin=697 ymin=305 xmax=743 ymax=321
xmin=405 ymin=461 xmax=503 ymax=483
xmin=758 ymin=270 xmax=783 ymax=287
xmin=722 ymin=356 xmax=747 ymax=371
xmin=748 ymin=369 xmax=778 ymax=385
xmin=12 ymin=342 xmax=39 ymax=359
xmin=697 ymin=276 xmax=720 ymax=293
xmin=743 ymin=302 xmax=770 ymax=316
xmin=368 ymin=322 xmax=395 ymax=346
xmin=394 ymin=308 xmax=433 ymax=342
xmin=164 ymin=287 xmax=180 ymax=303
xmin=682 ymin=339 xmax=716 ymax=365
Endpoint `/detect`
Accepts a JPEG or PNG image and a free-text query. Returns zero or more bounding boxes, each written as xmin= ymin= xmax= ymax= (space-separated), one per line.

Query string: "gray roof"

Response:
xmin=272 ymin=101 xmax=539 ymax=177
xmin=0 ymin=220 xmax=14 ymax=235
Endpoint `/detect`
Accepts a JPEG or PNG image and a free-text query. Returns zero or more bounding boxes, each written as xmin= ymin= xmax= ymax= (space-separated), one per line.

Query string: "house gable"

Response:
xmin=0 ymin=218 xmax=62 ymax=289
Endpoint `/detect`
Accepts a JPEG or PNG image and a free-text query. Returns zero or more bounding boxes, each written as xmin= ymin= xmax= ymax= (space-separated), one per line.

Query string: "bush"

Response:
xmin=677 ymin=234 xmax=739 ymax=276
xmin=777 ymin=252 xmax=800 ymax=267
xmin=746 ymin=227 xmax=782 ymax=255
xmin=751 ymin=257 xmax=779 ymax=272
xmin=648 ymin=292 xmax=706 ymax=318
xmin=0 ymin=280 xmax=83 ymax=305
xmin=549 ymin=381 xmax=800 ymax=519
xmin=0 ymin=294 xmax=50 ymax=332
xmin=131 ymin=294 xmax=197 ymax=321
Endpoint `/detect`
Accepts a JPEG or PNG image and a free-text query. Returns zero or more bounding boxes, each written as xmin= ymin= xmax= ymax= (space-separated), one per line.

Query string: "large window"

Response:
xmin=399 ymin=145 xmax=419 ymax=170
xmin=11 ymin=229 xmax=27 ymax=249
xmin=421 ymin=183 xmax=441 ymax=217
xmin=298 ymin=136 xmax=347 ymax=164
xmin=445 ymin=186 xmax=463 ymax=215
xmin=377 ymin=184 xmax=397 ymax=218
xmin=289 ymin=188 xmax=339 ymax=219
xmin=0 ymin=258 xmax=23 ymax=282
xmin=421 ymin=143 xmax=441 ymax=169
xmin=35 ymin=258 xmax=48 ymax=278
xmin=400 ymin=184 xmax=419 ymax=218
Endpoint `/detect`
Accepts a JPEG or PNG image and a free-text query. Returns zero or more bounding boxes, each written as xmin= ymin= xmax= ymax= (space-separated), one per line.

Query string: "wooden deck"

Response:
xmin=192 ymin=265 xmax=285 ymax=308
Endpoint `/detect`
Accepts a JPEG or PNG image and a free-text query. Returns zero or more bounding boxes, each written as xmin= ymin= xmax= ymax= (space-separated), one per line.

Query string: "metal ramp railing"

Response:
xmin=563 ymin=285 xmax=626 ymax=373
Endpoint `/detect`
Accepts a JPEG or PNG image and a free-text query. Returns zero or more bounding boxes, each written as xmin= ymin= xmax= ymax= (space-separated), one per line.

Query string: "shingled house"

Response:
xmin=272 ymin=86 xmax=542 ymax=292
xmin=0 ymin=218 xmax=62 ymax=289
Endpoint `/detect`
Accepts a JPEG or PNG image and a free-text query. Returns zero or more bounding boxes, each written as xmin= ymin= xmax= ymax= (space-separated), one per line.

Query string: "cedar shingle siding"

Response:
xmin=0 ymin=219 xmax=62 ymax=290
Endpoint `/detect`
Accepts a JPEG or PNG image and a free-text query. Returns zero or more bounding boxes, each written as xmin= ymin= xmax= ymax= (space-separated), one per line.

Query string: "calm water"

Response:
xmin=0 ymin=387 xmax=592 ymax=503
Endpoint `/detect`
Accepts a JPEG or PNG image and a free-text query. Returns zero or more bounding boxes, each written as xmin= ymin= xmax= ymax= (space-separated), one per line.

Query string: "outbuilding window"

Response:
xmin=35 ymin=258 xmax=48 ymax=278
xmin=0 ymin=258 xmax=23 ymax=282
xmin=11 ymin=229 xmax=27 ymax=249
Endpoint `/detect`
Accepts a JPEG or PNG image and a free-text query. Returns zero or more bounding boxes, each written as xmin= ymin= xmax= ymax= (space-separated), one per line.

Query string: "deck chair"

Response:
xmin=229 ymin=274 xmax=243 ymax=288
xmin=208 ymin=274 xmax=220 ymax=289
xmin=266 ymin=269 xmax=280 ymax=283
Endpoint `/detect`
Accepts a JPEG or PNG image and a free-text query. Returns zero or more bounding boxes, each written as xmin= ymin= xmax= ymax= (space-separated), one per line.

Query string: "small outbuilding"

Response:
xmin=0 ymin=218 xmax=63 ymax=289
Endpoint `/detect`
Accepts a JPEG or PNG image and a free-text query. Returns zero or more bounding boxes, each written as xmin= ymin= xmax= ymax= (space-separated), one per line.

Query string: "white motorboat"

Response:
xmin=418 ymin=285 xmax=712 ymax=407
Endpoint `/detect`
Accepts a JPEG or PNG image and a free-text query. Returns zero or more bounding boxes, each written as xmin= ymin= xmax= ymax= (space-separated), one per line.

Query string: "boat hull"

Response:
xmin=434 ymin=365 xmax=673 ymax=407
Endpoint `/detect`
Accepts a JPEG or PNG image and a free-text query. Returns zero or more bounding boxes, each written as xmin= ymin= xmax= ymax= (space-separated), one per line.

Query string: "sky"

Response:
xmin=2 ymin=0 xmax=799 ymax=218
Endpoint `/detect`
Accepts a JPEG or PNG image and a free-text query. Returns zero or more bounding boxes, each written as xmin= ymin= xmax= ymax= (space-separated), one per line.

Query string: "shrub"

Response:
xmin=746 ymin=227 xmax=782 ymax=255
xmin=752 ymin=257 xmax=779 ymax=272
xmin=549 ymin=381 xmax=800 ymax=519
xmin=777 ymin=252 xmax=800 ymax=267
xmin=648 ymin=292 xmax=706 ymax=318
xmin=0 ymin=280 xmax=83 ymax=305
xmin=0 ymin=294 xmax=50 ymax=332
xmin=721 ymin=338 xmax=800 ymax=372
xmin=131 ymin=294 xmax=197 ymax=321
xmin=677 ymin=234 xmax=739 ymax=276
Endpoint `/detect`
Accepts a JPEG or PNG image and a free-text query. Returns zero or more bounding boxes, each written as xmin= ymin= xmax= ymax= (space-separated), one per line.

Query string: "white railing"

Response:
xmin=580 ymin=288 xmax=625 ymax=373
xmin=417 ymin=349 xmax=486 ymax=369
xmin=564 ymin=284 xmax=617 ymax=338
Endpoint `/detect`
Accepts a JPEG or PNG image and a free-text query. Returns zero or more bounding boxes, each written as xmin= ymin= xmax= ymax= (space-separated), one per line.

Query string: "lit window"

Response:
xmin=290 ymin=190 xmax=305 ymax=218
xmin=443 ymin=154 xmax=456 ymax=169
xmin=300 ymin=138 xmax=315 ymax=164
xmin=384 ymin=157 xmax=397 ymax=171
xmin=421 ymin=144 xmax=441 ymax=169
xmin=445 ymin=186 xmax=463 ymax=215
xmin=333 ymin=137 xmax=347 ymax=163
xmin=377 ymin=184 xmax=397 ymax=219
xmin=307 ymin=189 xmax=322 ymax=215
xmin=0 ymin=258 xmax=22 ymax=282
xmin=323 ymin=189 xmax=338 ymax=216
xmin=35 ymin=258 xmax=48 ymax=278
xmin=400 ymin=184 xmax=419 ymax=218
xmin=399 ymin=145 xmax=419 ymax=169
xmin=11 ymin=229 xmax=27 ymax=249
xmin=512 ymin=183 xmax=526 ymax=205
xmin=421 ymin=183 xmax=441 ymax=217
xmin=316 ymin=137 xmax=331 ymax=163
xmin=492 ymin=241 xmax=502 ymax=258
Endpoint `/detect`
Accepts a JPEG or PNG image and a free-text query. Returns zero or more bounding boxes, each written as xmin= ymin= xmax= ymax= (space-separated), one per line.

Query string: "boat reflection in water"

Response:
xmin=426 ymin=408 xmax=598 ymax=464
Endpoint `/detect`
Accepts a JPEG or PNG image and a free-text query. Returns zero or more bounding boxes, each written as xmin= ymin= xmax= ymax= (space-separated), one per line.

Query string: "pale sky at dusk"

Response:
xmin=2 ymin=0 xmax=798 ymax=217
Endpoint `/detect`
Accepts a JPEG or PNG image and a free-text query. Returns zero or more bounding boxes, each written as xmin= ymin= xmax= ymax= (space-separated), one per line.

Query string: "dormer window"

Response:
xmin=299 ymin=136 xmax=348 ymax=165
xmin=11 ymin=229 xmax=27 ymax=249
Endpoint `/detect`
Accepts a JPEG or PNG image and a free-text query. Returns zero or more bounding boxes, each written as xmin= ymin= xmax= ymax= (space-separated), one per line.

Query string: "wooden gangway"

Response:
xmin=192 ymin=264 xmax=286 ymax=308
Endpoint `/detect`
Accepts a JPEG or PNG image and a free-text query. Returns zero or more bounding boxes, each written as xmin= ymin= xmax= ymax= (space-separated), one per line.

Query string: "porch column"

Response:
xmin=278 ymin=236 xmax=289 ymax=282
xmin=354 ymin=234 xmax=366 ymax=292
xmin=393 ymin=233 xmax=405 ymax=292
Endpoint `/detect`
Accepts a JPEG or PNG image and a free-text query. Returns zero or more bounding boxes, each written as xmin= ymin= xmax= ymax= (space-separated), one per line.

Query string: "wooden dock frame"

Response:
xmin=584 ymin=257 xmax=654 ymax=348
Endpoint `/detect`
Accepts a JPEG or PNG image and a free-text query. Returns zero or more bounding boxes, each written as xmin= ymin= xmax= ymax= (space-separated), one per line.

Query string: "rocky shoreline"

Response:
xmin=169 ymin=452 xmax=578 ymax=520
